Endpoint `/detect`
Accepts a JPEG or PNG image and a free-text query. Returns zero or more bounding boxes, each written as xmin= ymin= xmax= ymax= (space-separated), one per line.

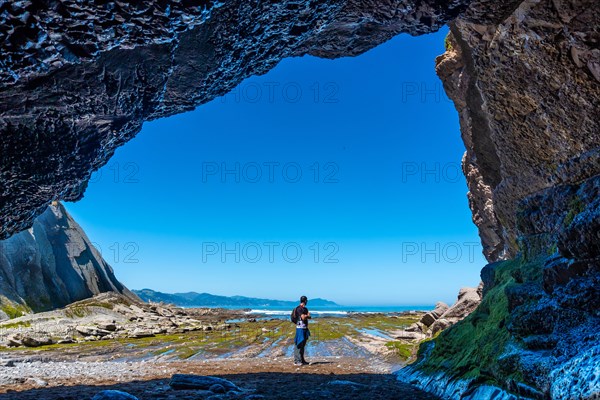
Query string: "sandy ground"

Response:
xmin=0 ymin=357 xmax=439 ymax=399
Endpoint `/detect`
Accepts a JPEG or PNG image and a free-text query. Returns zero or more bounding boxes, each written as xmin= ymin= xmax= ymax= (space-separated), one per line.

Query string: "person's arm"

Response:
xmin=301 ymin=309 xmax=311 ymax=320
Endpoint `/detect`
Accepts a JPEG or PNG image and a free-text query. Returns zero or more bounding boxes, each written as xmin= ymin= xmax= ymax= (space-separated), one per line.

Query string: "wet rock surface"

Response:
xmin=92 ymin=390 xmax=140 ymax=400
xmin=169 ymin=374 xmax=241 ymax=392
xmin=0 ymin=311 xmax=440 ymax=399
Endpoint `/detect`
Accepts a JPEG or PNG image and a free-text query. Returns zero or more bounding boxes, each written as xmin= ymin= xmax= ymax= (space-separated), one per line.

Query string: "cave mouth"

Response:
xmin=2 ymin=1 xmax=599 ymax=398
xmin=64 ymin=26 xmax=485 ymax=308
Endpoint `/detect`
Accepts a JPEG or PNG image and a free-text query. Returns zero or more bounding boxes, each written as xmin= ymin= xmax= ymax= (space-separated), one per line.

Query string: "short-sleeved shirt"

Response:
xmin=295 ymin=305 xmax=309 ymax=329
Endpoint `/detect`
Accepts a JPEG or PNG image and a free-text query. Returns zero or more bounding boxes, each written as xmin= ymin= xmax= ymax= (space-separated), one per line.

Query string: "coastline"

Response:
xmin=0 ymin=295 xmax=438 ymax=399
xmin=184 ymin=305 xmax=435 ymax=317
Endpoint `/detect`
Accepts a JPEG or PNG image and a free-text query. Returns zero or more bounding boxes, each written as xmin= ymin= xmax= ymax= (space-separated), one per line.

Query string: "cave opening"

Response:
xmin=64 ymin=26 xmax=485 ymax=308
xmin=1 ymin=1 xmax=599 ymax=397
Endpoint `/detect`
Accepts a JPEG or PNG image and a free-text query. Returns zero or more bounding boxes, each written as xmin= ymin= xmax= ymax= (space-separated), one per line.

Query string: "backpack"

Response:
xmin=290 ymin=306 xmax=299 ymax=324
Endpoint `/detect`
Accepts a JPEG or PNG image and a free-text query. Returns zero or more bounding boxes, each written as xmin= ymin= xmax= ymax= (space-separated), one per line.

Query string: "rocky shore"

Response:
xmin=0 ymin=286 xmax=485 ymax=399
xmin=0 ymin=295 xmax=440 ymax=399
xmin=0 ymin=293 xmax=247 ymax=349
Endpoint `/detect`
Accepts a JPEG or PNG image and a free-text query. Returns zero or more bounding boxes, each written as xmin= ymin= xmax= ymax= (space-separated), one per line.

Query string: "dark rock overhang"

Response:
xmin=0 ymin=0 xmax=520 ymax=239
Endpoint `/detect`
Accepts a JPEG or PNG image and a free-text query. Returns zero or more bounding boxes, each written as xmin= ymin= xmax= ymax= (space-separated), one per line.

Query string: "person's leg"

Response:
xmin=300 ymin=339 xmax=307 ymax=363
xmin=293 ymin=341 xmax=302 ymax=364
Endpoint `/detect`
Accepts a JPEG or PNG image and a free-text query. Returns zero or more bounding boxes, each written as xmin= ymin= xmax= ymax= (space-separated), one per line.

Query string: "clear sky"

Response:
xmin=66 ymin=26 xmax=486 ymax=307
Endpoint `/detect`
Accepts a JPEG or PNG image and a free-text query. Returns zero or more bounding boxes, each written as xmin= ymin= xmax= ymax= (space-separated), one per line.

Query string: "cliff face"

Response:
xmin=437 ymin=0 xmax=600 ymax=262
xmin=398 ymin=0 xmax=599 ymax=398
xmin=0 ymin=202 xmax=136 ymax=319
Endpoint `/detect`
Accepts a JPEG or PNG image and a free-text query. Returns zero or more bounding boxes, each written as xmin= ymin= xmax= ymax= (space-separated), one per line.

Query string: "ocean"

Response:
xmin=202 ymin=305 xmax=434 ymax=319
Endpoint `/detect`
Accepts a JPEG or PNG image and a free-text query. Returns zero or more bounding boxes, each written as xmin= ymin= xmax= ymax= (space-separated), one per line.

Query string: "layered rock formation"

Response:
xmin=0 ymin=292 xmax=242 ymax=348
xmin=0 ymin=202 xmax=136 ymax=319
xmin=424 ymin=285 xmax=482 ymax=336
xmin=394 ymin=285 xmax=483 ymax=341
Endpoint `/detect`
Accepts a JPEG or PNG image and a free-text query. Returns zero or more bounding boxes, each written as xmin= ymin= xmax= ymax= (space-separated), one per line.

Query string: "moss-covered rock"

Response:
xmin=399 ymin=174 xmax=600 ymax=398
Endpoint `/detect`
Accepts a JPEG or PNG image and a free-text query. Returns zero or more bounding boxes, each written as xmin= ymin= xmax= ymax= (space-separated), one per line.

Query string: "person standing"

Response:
xmin=293 ymin=295 xmax=311 ymax=366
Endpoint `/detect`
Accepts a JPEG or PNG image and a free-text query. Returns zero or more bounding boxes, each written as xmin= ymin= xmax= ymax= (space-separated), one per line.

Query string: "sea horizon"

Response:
xmin=182 ymin=304 xmax=435 ymax=318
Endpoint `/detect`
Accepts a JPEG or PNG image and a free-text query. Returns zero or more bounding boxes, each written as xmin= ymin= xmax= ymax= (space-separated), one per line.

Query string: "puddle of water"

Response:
xmin=226 ymin=318 xmax=250 ymax=323
xmin=302 ymin=338 xmax=372 ymax=358
xmin=358 ymin=328 xmax=393 ymax=340
xmin=216 ymin=345 xmax=254 ymax=359
xmin=257 ymin=337 xmax=284 ymax=358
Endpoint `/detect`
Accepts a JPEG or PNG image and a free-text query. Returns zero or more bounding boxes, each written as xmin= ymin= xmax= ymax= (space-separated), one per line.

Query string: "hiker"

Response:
xmin=292 ymin=295 xmax=311 ymax=366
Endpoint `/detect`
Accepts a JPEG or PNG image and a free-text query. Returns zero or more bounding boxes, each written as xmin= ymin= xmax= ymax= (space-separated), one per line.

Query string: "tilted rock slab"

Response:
xmin=0 ymin=202 xmax=137 ymax=315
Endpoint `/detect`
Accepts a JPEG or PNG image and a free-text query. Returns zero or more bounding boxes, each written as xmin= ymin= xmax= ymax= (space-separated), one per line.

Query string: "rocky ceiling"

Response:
xmin=0 ymin=0 xmax=523 ymax=240
xmin=1 ymin=0 xmax=599 ymax=268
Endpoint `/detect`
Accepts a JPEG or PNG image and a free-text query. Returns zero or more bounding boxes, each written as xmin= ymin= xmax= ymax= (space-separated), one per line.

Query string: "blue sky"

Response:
xmin=66 ymin=26 xmax=486 ymax=306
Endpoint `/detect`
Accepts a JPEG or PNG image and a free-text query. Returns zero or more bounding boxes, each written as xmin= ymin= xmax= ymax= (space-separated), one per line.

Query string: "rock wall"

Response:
xmin=399 ymin=0 xmax=600 ymax=398
xmin=0 ymin=202 xmax=137 ymax=319
xmin=399 ymin=192 xmax=600 ymax=398
xmin=437 ymin=0 xmax=600 ymax=262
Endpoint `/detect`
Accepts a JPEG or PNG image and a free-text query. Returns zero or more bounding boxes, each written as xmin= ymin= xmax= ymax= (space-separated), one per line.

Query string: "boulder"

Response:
xmin=6 ymin=334 xmax=22 ymax=347
xmin=0 ymin=358 xmax=15 ymax=367
xmin=430 ymin=318 xmax=452 ymax=336
xmin=25 ymin=378 xmax=48 ymax=387
xmin=420 ymin=302 xmax=449 ymax=327
xmin=92 ymin=390 xmax=139 ymax=400
xmin=432 ymin=302 xmax=450 ymax=318
xmin=209 ymin=383 xmax=226 ymax=393
xmin=76 ymin=326 xmax=111 ymax=337
xmin=394 ymin=331 xmax=427 ymax=341
xmin=128 ymin=328 xmax=155 ymax=339
xmin=97 ymin=322 xmax=117 ymax=332
xmin=441 ymin=287 xmax=481 ymax=321
xmin=425 ymin=287 xmax=483 ymax=337
xmin=169 ymin=374 xmax=240 ymax=392
xmin=129 ymin=305 xmax=146 ymax=315
xmin=420 ymin=313 xmax=436 ymax=327
xmin=156 ymin=307 xmax=175 ymax=317
xmin=405 ymin=323 xmax=423 ymax=333
xmin=22 ymin=336 xmax=53 ymax=347
xmin=76 ymin=326 xmax=97 ymax=336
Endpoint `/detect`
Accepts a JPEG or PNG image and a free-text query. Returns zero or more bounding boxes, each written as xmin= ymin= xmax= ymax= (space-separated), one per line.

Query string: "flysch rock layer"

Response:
xmin=0 ymin=202 xmax=137 ymax=318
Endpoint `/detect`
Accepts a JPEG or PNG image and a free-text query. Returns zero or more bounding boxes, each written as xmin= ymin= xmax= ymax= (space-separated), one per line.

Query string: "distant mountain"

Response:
xmin=133 ymin=289 xmax=338 ymax=308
